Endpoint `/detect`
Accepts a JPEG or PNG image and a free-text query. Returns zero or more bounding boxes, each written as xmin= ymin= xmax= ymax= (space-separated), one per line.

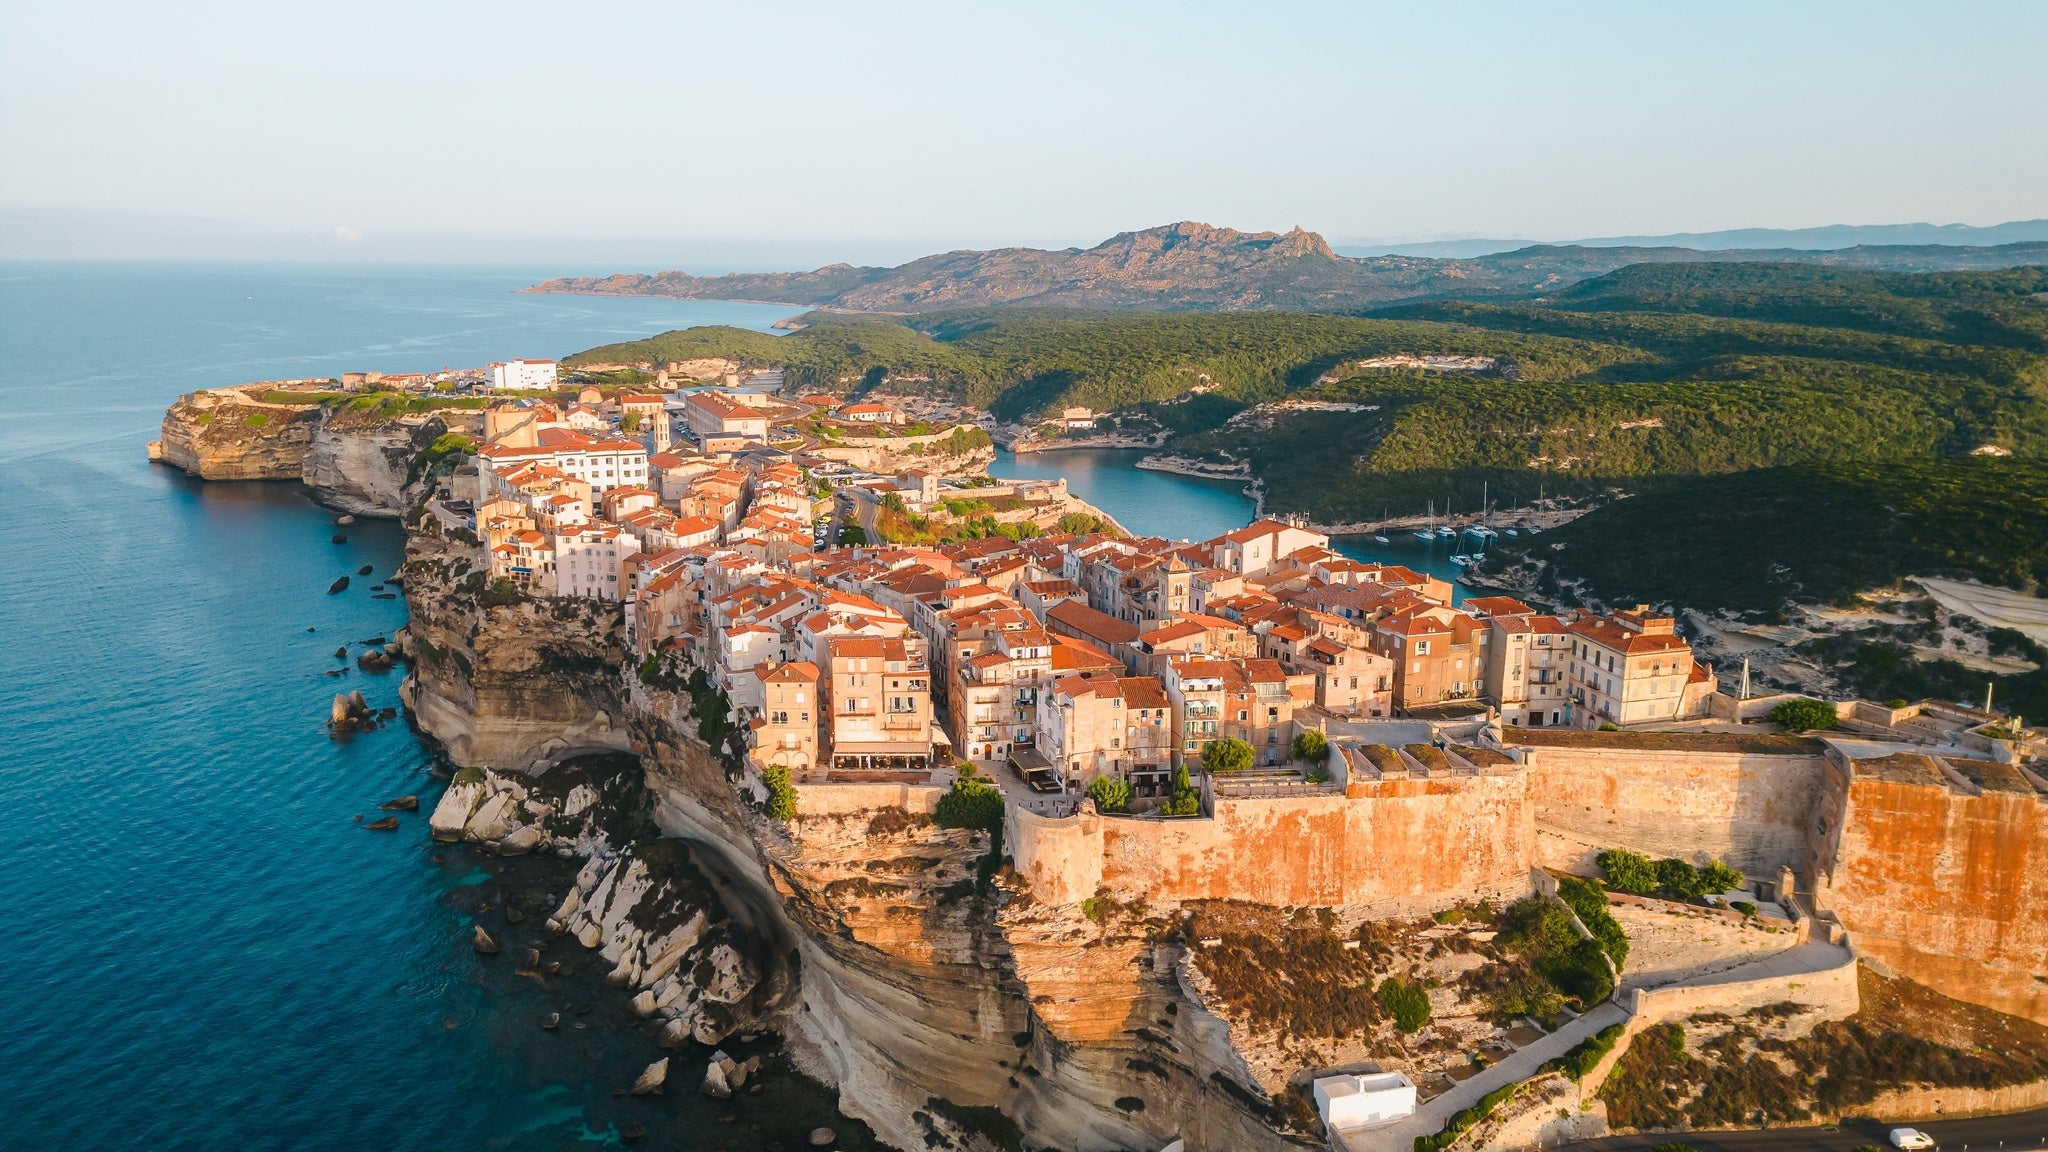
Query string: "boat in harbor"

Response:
xmin=1503 ymin=528 xmax=1519 ymax=538
xmin=1450 ymin=553 xmax=1477 ymax=566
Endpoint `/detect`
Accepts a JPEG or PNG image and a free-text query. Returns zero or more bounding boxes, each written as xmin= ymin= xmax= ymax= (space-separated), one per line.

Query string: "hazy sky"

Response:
xmin=2 ymin=0 xmax=2043 ymax=267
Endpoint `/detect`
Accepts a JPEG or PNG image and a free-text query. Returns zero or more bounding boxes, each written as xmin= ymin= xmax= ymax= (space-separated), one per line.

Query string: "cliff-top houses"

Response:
xmin=444 ymin=377 xmax=1719 ymax=805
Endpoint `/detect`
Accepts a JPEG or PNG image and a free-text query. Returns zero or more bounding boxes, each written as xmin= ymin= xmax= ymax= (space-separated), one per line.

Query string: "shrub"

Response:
xmin=936 ymin=774 xmax=1004 ymax=832
xmin=762 ymin=764 xmax=798 ymax=821
xmin=1657 ymin=857 xmax=1713 ymax=902
xmin=1557 ymin=875 xmax=1630 ymax=970
xmin=1598 ymin=722 xmax=1620 ymax=731
xmin=1700 ymin=859 xmax=1745 ymax=894
xmin=1547 ymin=1022 xmax=1628 ymax=1081
xmin=1377 ymin=977 xmax=1433 ymax=1032
xmin=1597 ymin=848 xmax=1658 ymax=896
xmin=1291 ymin=729 xmax=1328 ymax=762
xmin=1201 ymin=737 xmax=1254 ymax=775
xmin=1085 ymin=774 xmax=1132 ymax=814
xmin=1415 ymin=1082 xmax=1518 ymax=1152
xmin=1769 ymin=697 xmax=1839 ymax=731
xmin=1732 ymin=900 xmax=1759 ymax=917
xmin=244 ymin=412 xmax=270 ymax=428
xmin=638 ymin=651 xmax=662 ymax=685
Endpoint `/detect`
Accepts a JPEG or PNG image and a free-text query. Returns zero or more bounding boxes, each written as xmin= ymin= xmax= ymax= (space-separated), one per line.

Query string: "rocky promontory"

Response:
xmin=150 ymin=385 xmax=475 ymax=517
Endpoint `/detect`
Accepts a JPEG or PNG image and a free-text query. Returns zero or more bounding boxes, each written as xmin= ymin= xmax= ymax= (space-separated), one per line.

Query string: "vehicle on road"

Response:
xmin=1890 ymin=1128 xmax=1935 ymax=1150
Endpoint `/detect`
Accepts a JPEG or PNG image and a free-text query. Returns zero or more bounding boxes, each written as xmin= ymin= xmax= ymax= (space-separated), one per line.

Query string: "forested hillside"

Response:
xmin=567 ymin=262 xmax=2048 ymax=537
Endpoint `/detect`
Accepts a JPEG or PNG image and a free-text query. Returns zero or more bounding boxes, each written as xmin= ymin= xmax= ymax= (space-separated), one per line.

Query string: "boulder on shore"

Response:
xmin=356 ymin=649 xmax=394 ymax=672
xmin=429 ymin=780 xmax=485 ymax=841
xmin=331 ymin=533 xmax=348 ymax=544
xmin=472 ymin=924 xmax=501 ymax=955
xmin=357 ymin=564 xmax=373 ymax=576
xmin=327 ymin=576 xmax=350 ymax=594
xmin=333 ymin=646 xmax=348 ymax=660
xmin=631 ymin=1058 xmax=669 ymax=1096
xmin=496 ymin=826 xmax=544 ymax=856
xmin=329 ymin=691 xmax=373 ymax=730
xmin=377 ymin=795 xmax=419 ymax=811
xmin=364 ymin=816 xmax=400 ymax=831
xmin=335 ymin=514 xmax=356 ymax=526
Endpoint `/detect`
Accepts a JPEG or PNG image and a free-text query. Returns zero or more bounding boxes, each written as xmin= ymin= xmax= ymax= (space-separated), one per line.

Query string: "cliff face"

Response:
xmin=152 ymin=390 xmax=322 ymax=480
xmin=632 ymin=711 xmax=1313 ymax=1152
xmin=399 ymin=540 xmax=1313 ymax=1151
xmin=400 ymin=522 xmax=631 ymax=771
xmin=1814 ymin=759 xmax=2048 ymax=1025
xmin=154 ymin=387 xmax=461 ymax=517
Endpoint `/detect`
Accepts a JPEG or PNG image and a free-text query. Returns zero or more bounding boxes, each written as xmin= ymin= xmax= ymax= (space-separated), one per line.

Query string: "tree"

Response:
xmin=1161 ymin=763 xmax=1202 ymax=816
xmin=1596 ymin=848 xmax=1658 ymax=896
xmin=1699 ymin=859 xmax=1745 ymax=894
xmin=1292 ymin=729 xmax=1329 ymax=763
xmin=936 ymin=773 xmax=1004 ymax=832
xmin=761 ymin=764 xmax=798 ymax=821
xmin=838 ymin=524 xmax=868 ymax=546
xmin=621 ymin=411 xmax=643 ymax=433
xmin=1200 ymin=737 xmax=1254 ymax=775
xmin=1768 ymin=697 xmax=1839 ymax=732
xmin=1656 ymin=858 xmax=1711 ymax=902
xmin=1085 ymin=774 xmax=1132 ymax=814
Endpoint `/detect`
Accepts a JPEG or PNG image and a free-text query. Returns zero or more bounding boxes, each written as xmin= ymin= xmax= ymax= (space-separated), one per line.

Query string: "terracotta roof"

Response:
xmin=1045 ymin=600 xmax=1140 ymax=645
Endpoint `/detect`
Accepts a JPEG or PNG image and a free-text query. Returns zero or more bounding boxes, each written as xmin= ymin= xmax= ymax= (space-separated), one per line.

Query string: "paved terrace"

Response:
xmin=1345 ymin=941 xmax=1853 ymax=1152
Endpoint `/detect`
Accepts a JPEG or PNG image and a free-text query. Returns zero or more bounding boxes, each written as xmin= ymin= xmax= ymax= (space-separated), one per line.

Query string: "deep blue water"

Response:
xmin=0 ymin=263 xmax=1473 ymax=1150
xmin=0 ymin=263 xmax=824 ymax=1151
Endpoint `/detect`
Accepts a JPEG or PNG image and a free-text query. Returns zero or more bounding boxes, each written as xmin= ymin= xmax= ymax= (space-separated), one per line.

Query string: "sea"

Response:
xmin=0 ymin=261 xmax=1472 ymax=1150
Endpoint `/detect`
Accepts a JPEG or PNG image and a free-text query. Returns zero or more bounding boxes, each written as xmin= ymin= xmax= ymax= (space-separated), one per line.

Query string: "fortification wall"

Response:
xmin=1013 ymin=773 xmax=1533 ymax=913
xmin=1526 ymin=747 xmax=1826 ymax=878
xmin=1815 ymin=772 xmax=2048 ymax=1024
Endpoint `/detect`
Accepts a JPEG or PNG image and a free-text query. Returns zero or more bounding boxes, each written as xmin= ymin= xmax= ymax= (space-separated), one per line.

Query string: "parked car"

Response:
xmin=1890 ymin=1128 xmax=1935 ymax=1149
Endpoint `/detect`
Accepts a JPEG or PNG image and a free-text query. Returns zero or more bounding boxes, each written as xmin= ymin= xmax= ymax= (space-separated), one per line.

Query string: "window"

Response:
xmin=1414 ymin=640 xmax=1430 ymax=655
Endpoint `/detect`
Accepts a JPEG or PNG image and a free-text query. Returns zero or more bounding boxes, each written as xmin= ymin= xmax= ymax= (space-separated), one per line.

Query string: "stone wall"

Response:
xmin=1812 ymin=761 xmax=2048 ymax=1025
xmin=1525 ymin=746 xmax=1827 ymax=879
xmin=1012 ymin=771 xmax=1534 ymax=914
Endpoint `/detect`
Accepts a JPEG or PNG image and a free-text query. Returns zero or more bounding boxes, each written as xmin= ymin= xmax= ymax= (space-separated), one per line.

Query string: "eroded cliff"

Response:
xmin=153 ymin=386 xmax=462 ymax=516
xmin=400 ymin=528 xmax=1320 ymax=1151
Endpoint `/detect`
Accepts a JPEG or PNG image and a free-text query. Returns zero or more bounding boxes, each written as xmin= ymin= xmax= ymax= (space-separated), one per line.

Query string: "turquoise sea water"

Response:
xmin=1 ymin=263 xmax=1471 ymax=1149
xmin=0 ymin=263 xmax=825 ymax=1150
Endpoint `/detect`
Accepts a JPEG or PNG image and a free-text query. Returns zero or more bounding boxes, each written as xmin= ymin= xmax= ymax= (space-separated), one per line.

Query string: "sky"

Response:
xmin=1 ymin=0 xmax=2044 ymax=269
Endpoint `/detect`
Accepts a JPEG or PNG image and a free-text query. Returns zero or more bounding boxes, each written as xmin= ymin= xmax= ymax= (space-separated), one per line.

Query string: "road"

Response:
xmin=1563 ymin=1106 xmax=2048 ymax=1152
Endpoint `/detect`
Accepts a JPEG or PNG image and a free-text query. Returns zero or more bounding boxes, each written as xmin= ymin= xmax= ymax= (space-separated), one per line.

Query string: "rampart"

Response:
xmin=1810 ymin=747 xmax=2048 ymax=1024
xmin=1009 ymin=768 xmax=1533 ymax=914
xmin=1509 ymin=731 xmax=1829 ymax=880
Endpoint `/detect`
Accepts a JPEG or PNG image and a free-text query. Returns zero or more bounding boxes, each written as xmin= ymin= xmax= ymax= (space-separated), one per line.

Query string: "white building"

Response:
xmin=476 ymin=429 xmax=650 ymax=498
xmin=554 ymin=526 xmax=640 ymax=599
xmin=1313 ymin=1071 xmax=1416 ymax=1131
xmin=488 ymin=359 xmax=560 ymax=391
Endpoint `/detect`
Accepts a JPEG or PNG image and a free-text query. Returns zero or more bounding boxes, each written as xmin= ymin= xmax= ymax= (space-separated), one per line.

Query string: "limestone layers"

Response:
xmin=153 ymin=386 xmax=466 ymax=516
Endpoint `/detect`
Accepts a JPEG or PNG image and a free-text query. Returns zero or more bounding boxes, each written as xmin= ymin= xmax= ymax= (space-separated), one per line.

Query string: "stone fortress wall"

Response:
xmin=1007 ymin=726 xmax=2048 ymax=1025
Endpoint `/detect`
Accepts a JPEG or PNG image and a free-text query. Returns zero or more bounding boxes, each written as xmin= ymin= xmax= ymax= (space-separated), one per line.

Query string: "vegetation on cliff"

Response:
xmin=1600 ymin=967 xmax=2048 ymax=1130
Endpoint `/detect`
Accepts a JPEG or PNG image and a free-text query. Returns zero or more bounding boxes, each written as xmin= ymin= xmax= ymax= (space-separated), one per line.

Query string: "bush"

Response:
xmin=762 ymin=764 xmax=798 ymax=821
xmin=244 ymin=412 xmax=270 ymax=428
xmin=1377 ymin=977 xmax=1433 ymax=1032
xmin=1201 ymin=737 xmax=1254 ymax=775
xmin=1769 ymin=697 xmax=1839 ymax=732
xmin=1657 ymin=857 xmax=1713 ymax=902
xmin=1547 ymin=1022 xmax=1628 ymax=1081
xmin=1291 ymin=729 xmax=1328 ymax=762
xmin=1557 ymin=875 xmax=1630 ymax=970
xmin=936 ymin=774 xmax=1004 ymax=832
xmin=1415 ymin=1082 xmax=1518 ymax=1152
xmin=1596 ymin=848 xmax=1658 ymax=896
xmin=1732 ymin=900 xmax=1759 ymax=917
xmin=1085 ymin=774 xmax=1132 ymax=814
xmin=1700 ymin=859 xmax=1745 ymax=894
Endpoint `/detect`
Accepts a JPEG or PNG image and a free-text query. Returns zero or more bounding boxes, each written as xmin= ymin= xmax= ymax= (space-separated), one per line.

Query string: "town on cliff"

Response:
xmin=155 ymin=353 xmax=2048 ymax=1152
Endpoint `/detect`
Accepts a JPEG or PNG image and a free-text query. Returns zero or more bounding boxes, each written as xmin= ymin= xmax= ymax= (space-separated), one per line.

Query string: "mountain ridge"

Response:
xmin=527 ymin=221 xmax=2048 ymax=314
